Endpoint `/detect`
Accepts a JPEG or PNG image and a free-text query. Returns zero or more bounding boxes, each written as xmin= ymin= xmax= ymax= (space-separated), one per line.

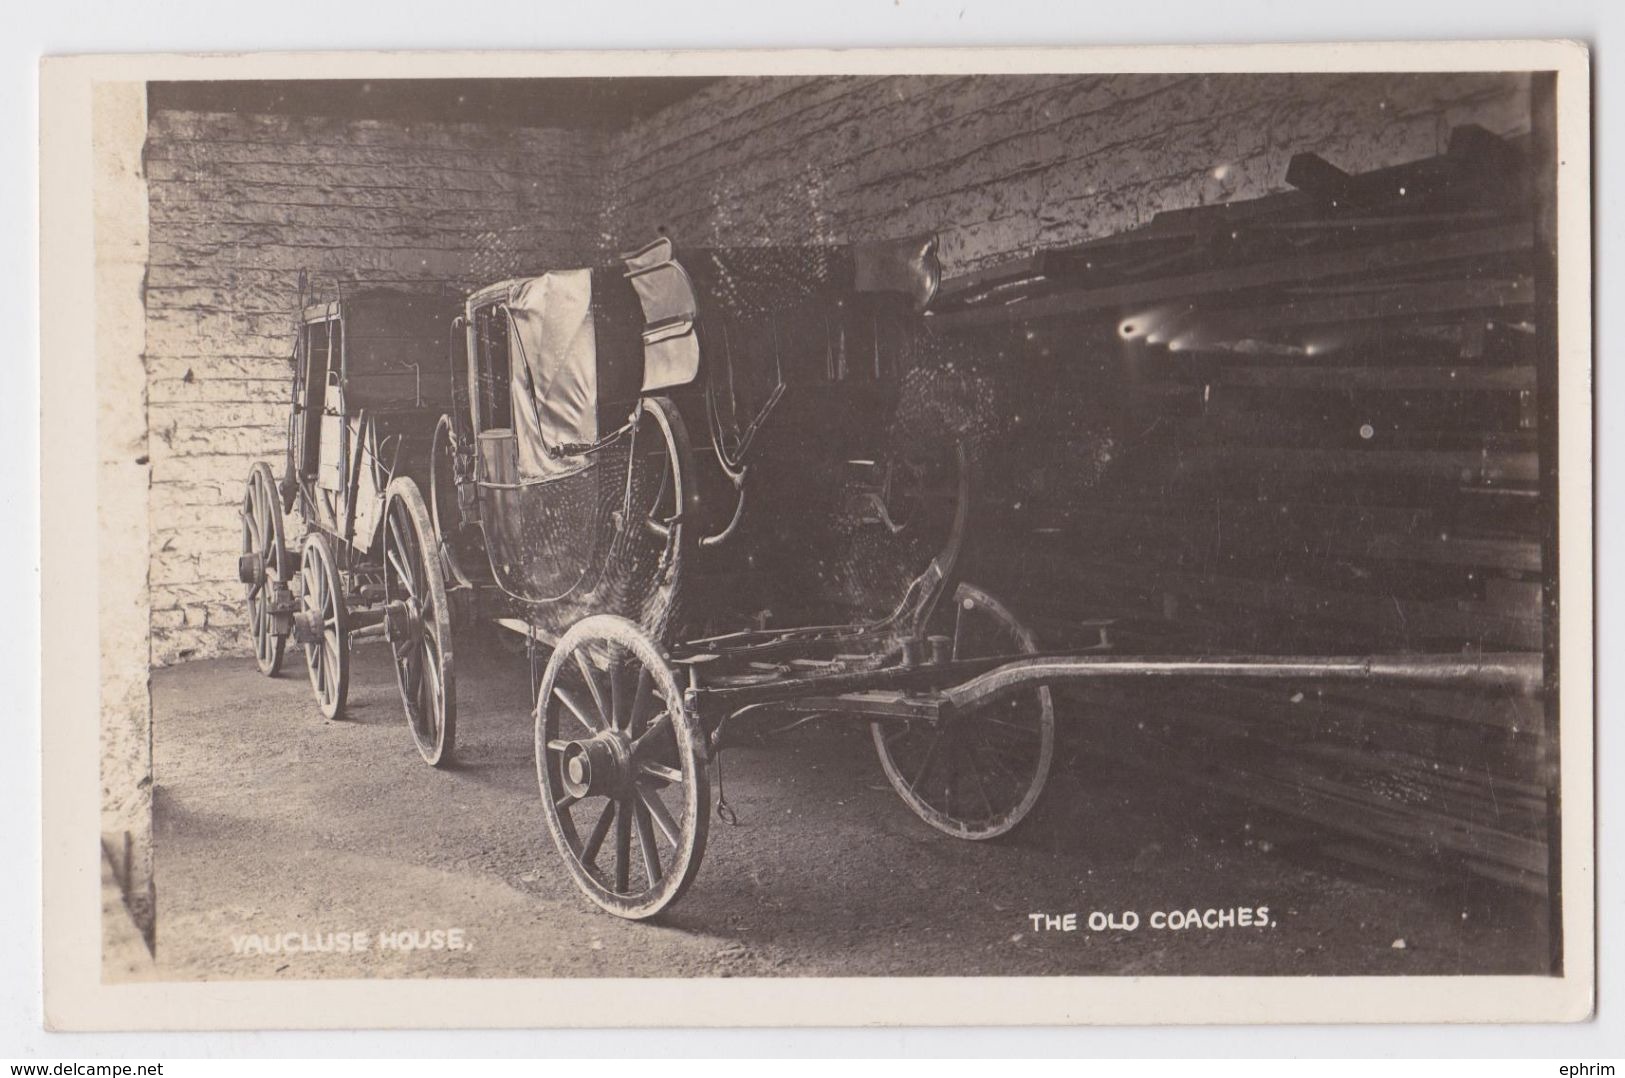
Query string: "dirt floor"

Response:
xmin=137 ymin=639 xmax=1551 ymax=981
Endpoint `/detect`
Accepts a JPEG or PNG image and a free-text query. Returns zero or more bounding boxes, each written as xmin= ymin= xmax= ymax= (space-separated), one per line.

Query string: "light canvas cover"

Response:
xmin=506 ymin=269 xmax=598 ymax=479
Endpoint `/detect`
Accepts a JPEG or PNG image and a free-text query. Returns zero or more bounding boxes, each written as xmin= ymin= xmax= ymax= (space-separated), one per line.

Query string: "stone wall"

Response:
xmin=604 ymin=73 xmax=1530 ymax=274
xmin=145 ymin=108 xmax=607 ymax=663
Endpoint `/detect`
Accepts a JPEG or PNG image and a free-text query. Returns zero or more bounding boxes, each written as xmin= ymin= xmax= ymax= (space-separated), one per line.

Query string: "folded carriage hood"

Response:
xmin=501 ymin=270 xmax=600 ymax=479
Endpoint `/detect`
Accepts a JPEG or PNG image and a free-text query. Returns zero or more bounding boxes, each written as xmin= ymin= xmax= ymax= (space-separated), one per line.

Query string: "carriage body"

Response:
xmin=286 ymin=288 xmax=461 ymax=557
xmin=238 ymin=286 xmax=462 ymax=721
xmin=442 ymin=235 xmax=950 ymax=652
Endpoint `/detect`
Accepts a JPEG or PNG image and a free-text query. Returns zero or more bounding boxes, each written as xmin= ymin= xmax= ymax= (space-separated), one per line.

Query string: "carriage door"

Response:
xmin=293 ymin=313 xmax=345 ymax=530
xmin=295 ymin=317 xmax=336 ymax=484
xmin=470 ymin=302 xmax=518 ymax=485
xmin=316 ymin=317 xmax=347 ymax=502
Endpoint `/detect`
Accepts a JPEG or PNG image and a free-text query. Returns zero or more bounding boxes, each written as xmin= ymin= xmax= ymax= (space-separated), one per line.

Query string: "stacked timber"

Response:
xmin=940 ymin=125 xmax=1553 ymax=895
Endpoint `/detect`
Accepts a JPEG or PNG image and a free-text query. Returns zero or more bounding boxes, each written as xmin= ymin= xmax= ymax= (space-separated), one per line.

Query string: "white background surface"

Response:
xmin=7 ymin=0 xmax=1617 ymax=1057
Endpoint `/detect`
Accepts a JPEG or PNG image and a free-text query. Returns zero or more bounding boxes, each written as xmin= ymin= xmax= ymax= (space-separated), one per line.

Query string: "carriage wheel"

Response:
xmin=383 ymin=477 xmax=457 ymax=767
xmin=240 ymin=462 xmax=289 ymax=676
xmin=429 ymin=413 xmax=484 ymax=588
xmin=535 ymin=615 xmax=710 ymax=920
xmin=637 ymin=396 xmax=694 ymax=552
xmin=298 ymin=532 xmax=349 ymax=720
xmin=872 ymin=582 xmax=1055 ymax=839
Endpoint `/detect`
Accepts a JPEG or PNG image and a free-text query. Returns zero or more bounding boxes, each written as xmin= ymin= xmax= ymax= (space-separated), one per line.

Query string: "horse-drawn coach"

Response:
xmin=241 ymin=233 xmax=1540 ymax=919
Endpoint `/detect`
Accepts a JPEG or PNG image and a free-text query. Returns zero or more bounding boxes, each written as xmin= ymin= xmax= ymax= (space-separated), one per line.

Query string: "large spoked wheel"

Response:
xmin=298 ymin=532 xmax=349 ymax=720
xmin=429 ymin=413 xmax=484 ymax=588
xmin=872 ymin=582 xmax=1055 ymax=839
xmin=383 ymin=477 xmax=457 ymax=767
xmin=535 ymin=615 xmax=710 ymax=920
xmin=240 ymin=462 xmax=289 ymax=676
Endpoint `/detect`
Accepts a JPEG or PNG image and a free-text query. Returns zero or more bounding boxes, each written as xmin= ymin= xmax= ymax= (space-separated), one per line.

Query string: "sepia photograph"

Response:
xmin=40 ymin=40 xmax=1592 ymax=1030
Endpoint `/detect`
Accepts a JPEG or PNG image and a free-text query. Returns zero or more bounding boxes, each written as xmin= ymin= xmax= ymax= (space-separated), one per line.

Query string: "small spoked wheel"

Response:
xmin=535 ymin=615 xmax=710 ymax=920
xmin=298 ymin=532 xmax=349 ymax=720
xmin=383 ymin=477 xmax=457 ymax=767
xmin=240 ymin=462 xmax=289 ymax=676
xmin=873 ymin=582 xmax=1055 ymax=839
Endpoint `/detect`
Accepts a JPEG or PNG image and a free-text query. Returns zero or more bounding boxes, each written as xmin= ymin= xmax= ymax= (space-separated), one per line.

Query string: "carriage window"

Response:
xmin=473 ymin=304 xmax=513 ymax=432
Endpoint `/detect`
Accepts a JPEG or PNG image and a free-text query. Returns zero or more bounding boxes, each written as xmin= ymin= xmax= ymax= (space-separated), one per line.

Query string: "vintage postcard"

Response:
xmin=40 ymin=41 xmax=1592 ymax=1029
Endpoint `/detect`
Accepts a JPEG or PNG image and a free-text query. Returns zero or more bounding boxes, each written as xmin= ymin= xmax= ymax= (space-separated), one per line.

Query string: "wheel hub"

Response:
xmin=382 ymin=598 xmax=421 ymax=644
xmin=559 ymin=733 xmax=633 ymax=800
xmin=291 ymin=608 xmax=322 ymax=645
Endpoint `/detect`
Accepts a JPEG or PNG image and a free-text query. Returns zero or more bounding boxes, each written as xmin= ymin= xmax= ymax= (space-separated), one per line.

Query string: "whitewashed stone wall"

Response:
xmin=145 ymin=109 xmax=606 ymax=663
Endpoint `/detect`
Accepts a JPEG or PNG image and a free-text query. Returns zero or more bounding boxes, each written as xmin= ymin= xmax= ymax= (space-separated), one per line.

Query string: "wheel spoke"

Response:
xmin=581 ymin=800 xmax=616 ymax=865
xmin=637 ymin=785 xmax=680 ymax=846
xmin=249 ymin=482 xmax=264 ymax=543
xmin=546 ymin=740 xmax=571 ymax=753
xmin=628 ymin=667 xmax=654 ymax=737
xmin=963 ymin=751 xmax=996 ymax=819
xmin=909 ymin=728 xmax=948 ymax=792
xmin=610 ymin=660 xmax=633 ymax=731
xmin=974 ymin=728 xmax=1039 ymax=763
xmin=629 ymin=712 xmax=672 ymax=759
xmin=966 ymin=727 xmax=1025 ymax=787
xmin=259 ymin=494 xmax=275 ymax=565
xmin=422 ymin=640 xmax=442 ymax=731
xmin=941 ymin=735 xmax=960 ymax=813
xmin=574 ymin=651 xmax=609 ymax=726
xmin=385 ymin=546 xmax=416 ymax=599
xmin=638 ymin=761 xmax=683 ymax=787
xmin=982 ymin=715 xmax=1041 ymax=738
xmin=613 ymin=799 xmax=632 ymax=892
xmin=393 ymin=513 xmax=421 ymax=594
xmin=554 ymin=687 xmax=604 ymax=735
xmin=633 ymin=797 xmax=662 ymax=886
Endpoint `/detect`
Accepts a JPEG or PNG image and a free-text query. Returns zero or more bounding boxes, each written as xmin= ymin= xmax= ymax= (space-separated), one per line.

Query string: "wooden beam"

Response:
xmin=1174 ymin=447 xmax=1538 ymax=485
xmin=1023 ymin=549 xmax=1544 ymax=649
xmin=1227 ymin=277 xmax=1533 ymax=332
xmin=927 ymin=223 xmax=1531 ymax=329
xmin=1215 ymin=364 xmax=1535 ymax=392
